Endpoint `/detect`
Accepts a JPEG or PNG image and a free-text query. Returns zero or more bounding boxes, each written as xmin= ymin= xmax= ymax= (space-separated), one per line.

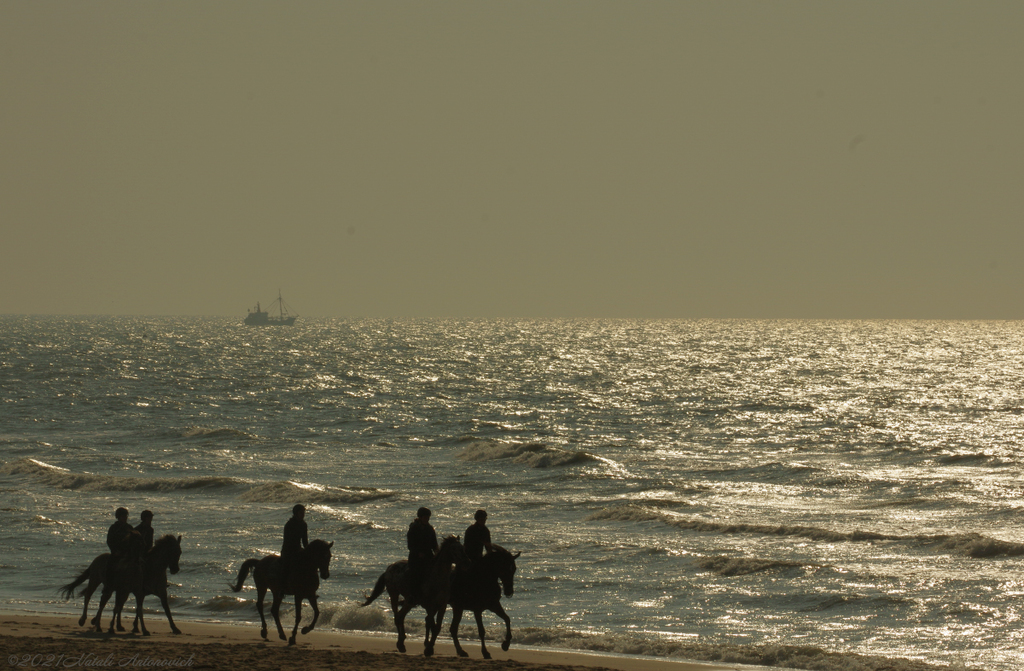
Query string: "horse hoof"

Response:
xmin=483 ymin=652 xmax=492 ymax=660
xmin=288 ymin=637 xmax=296 ymax=646
xmin=172 ymin=628 xmax=181 ymax=635
xmin=396 ymin=644 xmax=406 ymax=654
xmin=457 ymin=651 xmax=468 ymax=658
xmin=78 ymin=617 xmax=87 ymax=627
xmin=501 ymin=641 xmax=510 ymax=651
xmin=278 ymin=633 xmax=287 ymax=642
xmin=424 ymin=645 xmax=434 ymax=658
xmin=143 ymin=631 xmax=151 ymax=637
xmin=301 ymin=626 xmax=312 ymax=635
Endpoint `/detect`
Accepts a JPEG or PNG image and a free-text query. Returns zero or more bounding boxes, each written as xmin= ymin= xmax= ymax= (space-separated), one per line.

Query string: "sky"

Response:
xmin=2 ymin=1 xmax=1022 ymax=319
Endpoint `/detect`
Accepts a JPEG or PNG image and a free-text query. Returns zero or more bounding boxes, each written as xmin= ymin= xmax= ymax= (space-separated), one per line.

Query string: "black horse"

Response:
xmin=61 ymin=533 xmax=183 ymax=635
xmin=230 ymin=539 xmax=334 ymax=645
xmin=361 ymin=535 xmax=470 ymax=656
xmin=449 ymin=544 xmax=520 ymax=658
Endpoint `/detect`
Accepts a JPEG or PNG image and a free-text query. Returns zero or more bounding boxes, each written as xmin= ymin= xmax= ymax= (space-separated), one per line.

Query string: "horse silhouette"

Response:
xmin=361 ymin=535 xmax=470 ymax=656
xmin=449 ymin=544 xmax=521 ymax=658
xmin=230 ymin=539 xmax=334 ymax=645
xmin=61 ymin=532 xmax=182 ymax=635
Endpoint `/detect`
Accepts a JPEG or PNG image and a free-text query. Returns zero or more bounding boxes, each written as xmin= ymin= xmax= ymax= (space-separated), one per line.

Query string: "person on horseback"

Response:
xmin=107 ymin=507 xmax=132 ymax=554
xmin=135 ymin=510 xmax=155 ymax=553
xmin=463 ymin=509 xmax=494 ymax=563
xmin=406 ymin=506 xmax=438 ymax=600
xmin=104 ymin=507 xmax=133 ymax=584
xmin=280 ymin=504 xmax=309 ymax=588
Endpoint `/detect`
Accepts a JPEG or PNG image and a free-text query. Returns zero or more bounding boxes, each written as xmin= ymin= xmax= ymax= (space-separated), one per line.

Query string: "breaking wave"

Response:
xmin=589 ymin=504 xmax=1024 ymax=558
xmin=697 ymin=555 xmax=807 ymax=576
xmin=511 ymin=627 xmax=954 ymax=670
xmin=238 ymin=481 xmax=394 ymax=505
xmin=0 ymin=458 xmax=245 ymax=492
xmin=456 ymin=440 xmax=603 ymax=468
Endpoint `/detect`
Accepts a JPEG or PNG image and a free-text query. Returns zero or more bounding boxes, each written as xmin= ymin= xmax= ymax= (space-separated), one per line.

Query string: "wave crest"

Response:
xmin=0 ymin=458 xmax=245 ymax=492
xmin=238 ymin=481 xmax=394 ymax=505
xmin=457 ymin=441 xmax=601 ymax=468
xmin=697 ymin=555 xmax=806 ymax=576
xmin=512 ymin=628 xmax=949 ymax=670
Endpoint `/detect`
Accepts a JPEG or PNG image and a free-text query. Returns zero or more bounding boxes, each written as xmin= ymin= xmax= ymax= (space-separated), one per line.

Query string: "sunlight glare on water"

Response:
xmin=2 ymin=317 xmax=1024 ymax=669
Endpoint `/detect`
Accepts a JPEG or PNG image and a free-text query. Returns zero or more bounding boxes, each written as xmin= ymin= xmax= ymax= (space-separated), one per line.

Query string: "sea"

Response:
xmin=2 ymin=316 xmax=1023 ymax=671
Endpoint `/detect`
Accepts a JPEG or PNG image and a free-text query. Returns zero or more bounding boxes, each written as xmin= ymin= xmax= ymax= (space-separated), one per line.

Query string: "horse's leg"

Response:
xmin=394 ymin=601 xmax=413 ymax=653
xmin=288 ymin=595 xmax=302 ymax=646
xmin=423 ymin=607 xmax=435 ymax=657
xmin=491 ymin=602 xmax=513 ymax=652
xmin=270 ymin=590 xmax=287 ymax=641
xmin=301 ymin=595 xmax=319 ymax=635
xmin=109 ymin=590 xmax=125 ymax=634
xmin=255 ymin=584 xmax=269 ymax=640
xmin=134 ymin=593 xmax=149 ymax=636
xmin=114 ymin=586 xmax=126 ymax=632
xmin=424 ymin=603 xmax=446 ymax=657
xmin=79 ymin=579 xmax=97 ymax=627
xmin=474 ymin=609 xmax=491 ymax=659
xmin=158 ymin=588 xmax=181 ymax=634
xmin=92 ymin=589 xmax=111 ymax=631
xmin=449 ymin=606 xmax=468 ymax=657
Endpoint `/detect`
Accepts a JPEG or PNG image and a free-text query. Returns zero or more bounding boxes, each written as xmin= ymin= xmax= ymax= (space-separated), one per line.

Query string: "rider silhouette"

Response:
xmin=280 ymin=504 xmax=309 ymax=588
xmin=406 ymin=506 xmax=438 ymax=599
xmin=105 ymin=507 xmax=134 ymax=584
xmin=463 ymin=509 xmax=494 ymax=562
xmin=135 ymin=510 xmax=155 ymax=554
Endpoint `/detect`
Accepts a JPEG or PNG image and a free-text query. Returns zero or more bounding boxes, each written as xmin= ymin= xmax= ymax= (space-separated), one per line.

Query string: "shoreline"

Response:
xmin=0 ymin=612 xmax=753 ymax=671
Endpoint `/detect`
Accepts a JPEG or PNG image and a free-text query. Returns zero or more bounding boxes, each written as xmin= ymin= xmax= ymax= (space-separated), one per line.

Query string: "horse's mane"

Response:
xmin=306 ymin=539 xmax=332 ymax=552
xmin=153 ymin=534 xmax=178 ymax=549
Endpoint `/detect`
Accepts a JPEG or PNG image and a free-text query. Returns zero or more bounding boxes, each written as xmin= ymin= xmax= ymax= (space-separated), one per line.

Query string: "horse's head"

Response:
xmin=438 ymin=535 xmax=471 ymax=571
xmin=153 ymin=534 xmax=183 ymax=575
xmin=490 ymin=545 xmax=520 ymax=597
xmin=307 ymin=539 xmax=334 ymax=579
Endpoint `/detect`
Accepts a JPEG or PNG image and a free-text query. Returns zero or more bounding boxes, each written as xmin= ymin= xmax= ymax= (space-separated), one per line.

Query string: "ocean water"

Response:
xmin=2 ymin=316 xmax=1023 ymax=670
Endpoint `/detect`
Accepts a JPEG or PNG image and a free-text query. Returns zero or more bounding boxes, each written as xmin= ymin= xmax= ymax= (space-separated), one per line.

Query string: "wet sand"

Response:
xmin=0 ymin=613 xmax=745 ymax=671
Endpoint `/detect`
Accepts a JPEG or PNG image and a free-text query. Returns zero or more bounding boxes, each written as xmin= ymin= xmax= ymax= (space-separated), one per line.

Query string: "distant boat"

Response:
xmin=244 ymin=291 xmax=297 ymax=326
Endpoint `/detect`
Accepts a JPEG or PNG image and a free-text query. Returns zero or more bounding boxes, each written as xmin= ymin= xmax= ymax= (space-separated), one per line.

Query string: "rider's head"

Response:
xmin=474 ymin=509 xmax=487 ymax=523
xmin=115 ymin=507 xmax=128 ymax=521
xmin=293 ymin=504 xmax=306 ymax=518
xmin=417 ymin=506 xmax=431 ymax=522
xmin=140 ymin=510 xmax=154 ymax=522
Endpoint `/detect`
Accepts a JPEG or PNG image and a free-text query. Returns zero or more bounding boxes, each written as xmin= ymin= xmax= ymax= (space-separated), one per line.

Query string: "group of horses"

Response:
xmin=59 ymin=531 xmax=520 ymax=659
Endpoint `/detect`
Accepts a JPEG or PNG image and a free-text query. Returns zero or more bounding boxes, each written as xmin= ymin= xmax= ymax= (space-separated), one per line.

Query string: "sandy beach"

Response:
xmin=0 ymin=613 xmax=747 ymax=671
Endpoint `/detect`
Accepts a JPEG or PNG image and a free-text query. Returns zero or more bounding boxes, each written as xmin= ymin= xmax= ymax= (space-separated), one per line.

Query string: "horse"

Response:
xmin=60 ymin=552 xmax=123 ymax=630
xmin=230 ymin=539 xmax=334 ymax=645
xmin=81 ymin=528 xmax=146 ymax=635
xmin=360 ymin=535 xmax=470 ymax=657
xmin=449 ymin=544 xmax=521 ymax=659
xmin=62 ymin=534 xmax=184 ymax=635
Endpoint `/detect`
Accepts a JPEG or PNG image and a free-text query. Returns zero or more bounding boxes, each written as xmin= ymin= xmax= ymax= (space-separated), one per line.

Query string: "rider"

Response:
xmin=280 ymin=504 xmax=309 ymax=587
xmin=105 ymin=507 xmax=134 ymax=583
xmin=463 ymin=509 xmax=494 ymax=562
xmin=135 ymin=510 xmax=155 ymax=554
xmin=406 ymin=506 xmax=438 ymax=599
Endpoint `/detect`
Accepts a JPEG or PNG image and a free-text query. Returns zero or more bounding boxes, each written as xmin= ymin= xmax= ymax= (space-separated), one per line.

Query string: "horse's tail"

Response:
xmin=59 ymin=567 xmax=91 ymax=601
xmin=229 ymin=558 xmax=261 ymax=593
xmin=360 ymin=572 xmax=388 ymax=607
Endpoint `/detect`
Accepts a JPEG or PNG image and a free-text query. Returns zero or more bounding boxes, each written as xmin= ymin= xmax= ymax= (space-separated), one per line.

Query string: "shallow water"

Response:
xmin=2 ymin=317 xmax=1022 ymax=669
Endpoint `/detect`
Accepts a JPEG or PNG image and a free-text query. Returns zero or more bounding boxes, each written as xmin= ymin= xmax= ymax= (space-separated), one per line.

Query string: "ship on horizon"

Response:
xmin=244 ymin=291 xmax=297 ymax=326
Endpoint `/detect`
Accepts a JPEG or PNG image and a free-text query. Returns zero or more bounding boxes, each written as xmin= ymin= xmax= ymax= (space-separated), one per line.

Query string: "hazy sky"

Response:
xmin=3 ymin=2 xmax=1022 ymax=318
